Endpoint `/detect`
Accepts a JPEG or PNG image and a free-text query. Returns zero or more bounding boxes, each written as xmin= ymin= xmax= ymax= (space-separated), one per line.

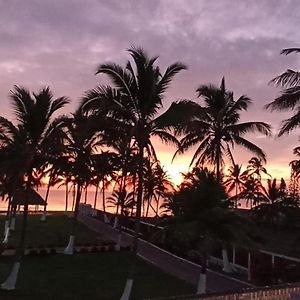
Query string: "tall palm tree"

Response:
xmin=81 ymin=47 xmax=186 ymax=300
xmin=0 ymin=86 xmax=68 ymax=290
xmin=174 ymin=78 xmax=272 ymax=181
xmin=91 ymin=151 xmax=118 ymax=215
xmin=266 ymin=48 xmax=300 ymax=135
xmin=60 ymin=109 xmax=107 ymax=255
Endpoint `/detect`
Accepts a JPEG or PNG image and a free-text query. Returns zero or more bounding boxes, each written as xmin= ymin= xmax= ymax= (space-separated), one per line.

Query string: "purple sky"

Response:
xmin=0 ymin=0 xmax=299 ymax=182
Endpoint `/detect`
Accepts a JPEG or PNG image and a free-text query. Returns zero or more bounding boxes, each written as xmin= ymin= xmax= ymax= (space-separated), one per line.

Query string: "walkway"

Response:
xmin=79 ymin=215 xmax=255 ymax=294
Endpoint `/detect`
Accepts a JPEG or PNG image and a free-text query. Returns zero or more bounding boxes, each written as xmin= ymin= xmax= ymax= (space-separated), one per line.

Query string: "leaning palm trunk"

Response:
xmin=120 ymin=146 xmax=144 ymax=300
xmin=64 ymin=183 xmax=82 ymax=255
xmin=155 ymin=195 xmax=161 ymax=217
xmin=101 ymin=183 xmax=110 ymax=223
xmin=40 ymin=176 xmax=52 ymax=222
xmin=1 ymin=201 xmax=28 ymax=290
xmin=92 ymin=183 xmax=99 ymax=217
xmin=102 ymin=179 xmax=106 ymax=213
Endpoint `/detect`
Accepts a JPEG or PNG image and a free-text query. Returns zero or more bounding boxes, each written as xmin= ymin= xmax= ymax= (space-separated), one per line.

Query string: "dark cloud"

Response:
xmin=0 ymin=0 xmax=299 ymax=174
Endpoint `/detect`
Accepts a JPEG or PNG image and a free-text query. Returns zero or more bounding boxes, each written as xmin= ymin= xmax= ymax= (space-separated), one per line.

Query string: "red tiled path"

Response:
xmin=79 ymin=215 xmax=255 ymax=294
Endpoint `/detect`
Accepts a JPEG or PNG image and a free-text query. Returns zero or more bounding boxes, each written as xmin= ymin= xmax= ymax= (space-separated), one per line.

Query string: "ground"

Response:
xmin=0 ymin=214 xmax=193 ymax=299
xmin=0 ymin=214 xmax=107 ymax=248
xmin=0 ymin=252 xmax=193 ymax=300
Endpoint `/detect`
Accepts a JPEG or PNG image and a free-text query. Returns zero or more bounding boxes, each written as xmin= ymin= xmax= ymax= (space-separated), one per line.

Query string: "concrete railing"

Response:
xmin=147 ymin=283 xmax=300 ymax=300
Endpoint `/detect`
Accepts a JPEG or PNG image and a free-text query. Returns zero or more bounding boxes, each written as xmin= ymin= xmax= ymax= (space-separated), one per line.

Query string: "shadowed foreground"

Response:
xmin=0 ymin=252 xmax=193 ymax=299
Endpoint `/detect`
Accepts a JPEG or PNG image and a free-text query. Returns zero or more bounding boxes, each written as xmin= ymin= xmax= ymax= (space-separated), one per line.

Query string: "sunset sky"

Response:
xmin=0 ymin=0 xmax=299 ymax=185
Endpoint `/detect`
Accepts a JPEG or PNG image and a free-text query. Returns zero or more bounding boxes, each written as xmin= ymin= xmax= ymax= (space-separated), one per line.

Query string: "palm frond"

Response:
xmin=158 ymin=63 xmax=187 ymax=95
xmin=10 ymin=86 xmax=33 ymax=125
xmin=270 ymin=69 xmax=300 ymax=87
xmin=154 ymin=100 xmax=203 ymax=134
xmin=227 ymin=122 xmax=272 ymax=137
xmin=232 ymin=135 xmax=267 ymax=162
xmin=278 ymin=109 xmax=300 ymax=136
xmin=265 ymin=86 xmax=300 ymax=111
xmin=281 ymin=48 xmax=300 ymax=55
xmin=49 ymin=96 xmax=70 ymax=116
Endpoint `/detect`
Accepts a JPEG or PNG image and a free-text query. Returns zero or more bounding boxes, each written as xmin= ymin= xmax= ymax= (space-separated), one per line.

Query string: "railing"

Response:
xmin=146 ymin=282 xmax=300 ymax=299
xmin=92 ymin=209 xmax=300 ymax=287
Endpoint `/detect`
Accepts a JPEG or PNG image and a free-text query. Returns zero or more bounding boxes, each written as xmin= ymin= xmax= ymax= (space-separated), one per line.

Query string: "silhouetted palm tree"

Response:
xmin=245 ymin=157 xmax=270 ymax=180
xmin=107 ymin=189 xmax=135 ymax=215
xmin=164 ymin=167 xmax=253 ymax=294
xmin=143 ymin=160 xmax=174 ymax=217
xmin=174 ymin=78 xmax=272 ymax=181
xmin=266 ymin=48 xmax=300 ymax=135
xmin=82 ymin=47 xmax=186 ymax=300
xmin=223 ymin=164 xmax=246 ymax=207
xmin=61 ymin=109 xmax=107 ymax=255
xmin=0 ymin=86 xmax=68 ymax=290
xmin=237 ymin=176 xmax=268 ymax=208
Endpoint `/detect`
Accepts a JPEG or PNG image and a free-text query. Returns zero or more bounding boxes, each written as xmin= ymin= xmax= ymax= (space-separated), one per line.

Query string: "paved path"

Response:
xmin=79 ymin=215 xmax=255 ymax=294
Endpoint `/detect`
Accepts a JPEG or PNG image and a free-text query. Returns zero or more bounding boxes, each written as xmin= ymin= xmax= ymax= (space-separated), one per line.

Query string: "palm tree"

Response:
xmin=266 ymin=48 xmax=300 ymax=135
xmin=143 ymin=160 xmax=174 ymax=217
xmin=107 ymin=189 xmax=135 ymax=215
xmin=81 ymin=47 xmax=186 ymax=300
xmin=174 ymin=78 xmax=272 ymax=181
xmin=245 ymin=157 xmax=271 ymax=180
xmin=0 ymin=86 xmax=68 ymax=290
xmin=252 ymin=178 xmax=298 ymax=226
xmin=237 ymin=176 xmax=268 ymax=208
xmin=163 ymin=167 xmax=254 ymax=294
xmin=223 ymin=164 xmax=246 ymax=208
xmin=60 ymin=109 xmax=106 ymax=255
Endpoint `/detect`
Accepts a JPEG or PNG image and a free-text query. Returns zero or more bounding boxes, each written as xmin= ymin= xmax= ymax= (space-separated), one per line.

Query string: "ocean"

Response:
xmin=0 ymin=187 xmax=112 ymax=212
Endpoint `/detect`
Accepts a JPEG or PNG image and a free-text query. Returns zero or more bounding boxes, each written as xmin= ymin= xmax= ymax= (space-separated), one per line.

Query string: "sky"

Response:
xmin=0 ymin=0 xmax=299 ymax=184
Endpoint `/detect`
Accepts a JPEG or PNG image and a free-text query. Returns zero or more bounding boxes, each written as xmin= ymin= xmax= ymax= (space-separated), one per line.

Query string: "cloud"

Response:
xmin=0 ymin=0 xmax=299 ymax=173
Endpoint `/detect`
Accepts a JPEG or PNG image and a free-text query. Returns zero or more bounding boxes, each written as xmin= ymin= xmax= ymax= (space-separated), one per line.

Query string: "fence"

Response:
xmin=147 ymin=283 xmax=300 ymax=300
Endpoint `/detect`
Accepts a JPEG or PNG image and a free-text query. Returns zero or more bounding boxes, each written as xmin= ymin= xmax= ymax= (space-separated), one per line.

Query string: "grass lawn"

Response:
xmin=0 ymin=214 xmax=108 ymax=249
xmin=0 ymin=252 xmax=194 ymax=300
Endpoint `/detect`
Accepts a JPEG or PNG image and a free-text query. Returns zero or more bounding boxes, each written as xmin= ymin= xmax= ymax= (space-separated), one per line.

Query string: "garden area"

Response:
xmin=0 ymin=214 xmax=193 ymax=299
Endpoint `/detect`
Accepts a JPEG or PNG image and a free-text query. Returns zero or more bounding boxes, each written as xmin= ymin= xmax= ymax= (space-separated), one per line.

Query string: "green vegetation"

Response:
xmin=0 ymin=253 xmax=193 ymax=300
xmin=0 ymin=215 xmax=102 ymax=249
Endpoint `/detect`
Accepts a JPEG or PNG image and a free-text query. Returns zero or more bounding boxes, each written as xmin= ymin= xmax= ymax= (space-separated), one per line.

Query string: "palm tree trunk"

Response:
xmin=92 ymin=183 xmax=99 ymax=217
xmin=3 ymin=196 xmax=11 ymax=238
xmin=1 ymin=199 xmax=28 ymax=290
xmin=94 ymin=184 xmax=99 ymax=210
xmin=64 ymin=182 xmax=82 ymax=255
xmin=65 ymin=182 xmax=69 ymax=212
xmin=235 ymin=185 xmax=238 ymax=209
xmin=84 ymin=185 xmax=88 ymax=204
xmin=120 ymin=145 xmax=144 ymax=300
xmin=102 ymin=179 xmax=106 ymax=213
xmin=216 ymin=142 xmax=221 ymax=182
xmin=146 ymin=197 xmax=151 ymax=217
xmin=41 ymin=176 xmax=52 ymax=222
xmin=197 ymin=253 xmax=207 ymax=294
xmin=71 ymin=184 xmax=76 ymax=211
xmin=156 ymin=195 xmax=160 ymax=217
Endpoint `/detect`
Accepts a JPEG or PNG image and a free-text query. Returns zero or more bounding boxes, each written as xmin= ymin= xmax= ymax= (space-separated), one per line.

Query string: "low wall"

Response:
xmin=148 ymin=284 xmax=300 ymax=300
